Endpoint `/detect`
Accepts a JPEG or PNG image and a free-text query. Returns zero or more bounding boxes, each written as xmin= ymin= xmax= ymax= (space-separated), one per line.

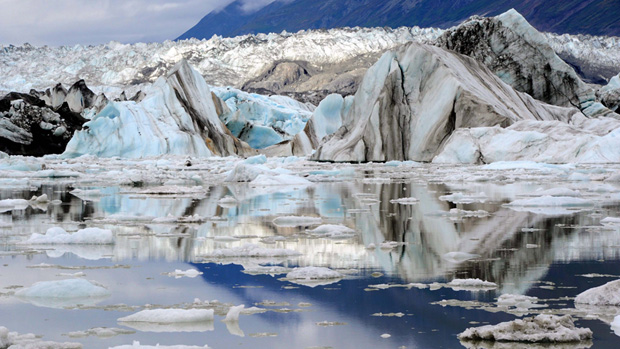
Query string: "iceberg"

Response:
xmin=63 ymin=60 xmax=255 ymax=158
xmin=312 ymin=42 xmax=576 ymax=162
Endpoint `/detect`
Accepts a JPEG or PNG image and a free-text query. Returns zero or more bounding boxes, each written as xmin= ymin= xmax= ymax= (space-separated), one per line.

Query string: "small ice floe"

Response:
xmin=389 ymin=197 xmax=419 ymax=205
xmin=109 ymin=341 xmax=210 ymax=349
xmin=285 ymin=267 xmax=343 ymax=287
xmin=118 ymin=309 xmax=215 ymax=333
xmin=368 ymin=283 xmax=428 ymax=290
xmin=601 ymin=217 xmax=620 ymax=226
xmin=213 ymin=236 xmax=241 ymax=242
xmin=223 ymin=304 xmax=245 ymax=322
xmin=69 ymin=188 xmax=107 ymax=201
xmin=446 ymin=279 xmax=497 ymax=291
xmin=65 ymin=327 xmax=135 ymax=338
xmin=458 ymin=315 xmax=592 ymax=343
xmin=307 ymin=224 xmax=355 ymax=239
xmin=446 ymin=209 xmax=490 ymax=219
xmin=0 ymin=198 xmax=30 ymax=213
xmin=372 ymin=312 xmax=405 ymax=317
xmin=526 ymin=244 xmax=539 ymax=248
xmin=380 ymin=333 xmax=391 ymax=338
xmin=443 ymin=252 xmax=481 ymax=263
xmin=0 ymin=326 xmax=82 ymax=348
xmin=251 ymin=174 xmax=312 ymax=186
xmin=21 ymin=227 xmax=114 ymax=245
xmin=242 ymin=265 xmax=289 ymax=276
xmin=136 ymin=185 xmax=208 ymax=198
xmin=504 ymin=196 xmax=593 ymax=215
xmin=152 ymin=214 xmax=206 ymax=224
xmin=205 ymin=244 xmax=301 ymax=259
xmin=15 ymin=279 xmax=111 ymax=309
xmin=316 ymin=321 xmax=347 ymax=326
xmin=575 ymin=279 xmax=620 ymax=305
xmin=496 ymin=294 xmax=546 ymax=312
xmin=534 ymin=187 xmax=581 ymax=197
xmin=272 ymin=215 xmax=322 ymax=227
xmin=612 ymin=315 xmax=620 ymax=337
xmin=217 ymin=196 xmax=238 ymax=208
xmin=439 ymin=192 xmax=487 ymax=204
xmin=379 ymin=241 xmax=402 ymax=250
xmin=164 ymin=269 xmax=203 ymax=279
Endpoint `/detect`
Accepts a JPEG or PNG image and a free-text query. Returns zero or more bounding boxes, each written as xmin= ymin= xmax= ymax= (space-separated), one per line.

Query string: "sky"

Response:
xmin=0 ymin=0 xmax=276 ymax=47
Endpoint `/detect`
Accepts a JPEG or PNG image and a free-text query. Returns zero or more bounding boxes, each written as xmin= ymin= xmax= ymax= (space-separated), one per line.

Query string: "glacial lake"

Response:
xmin=1 ymin=156 xmax=620 ymax=348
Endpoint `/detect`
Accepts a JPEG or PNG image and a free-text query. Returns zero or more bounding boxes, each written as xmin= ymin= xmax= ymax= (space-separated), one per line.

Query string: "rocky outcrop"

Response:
xmin=312 ymin=42 xmax=578 ymax=162
xmin=0 ymin=92 xmax=87 ymax=156
xmin=436 ymin=9 xmax=617 ymax=118
xmin=63 ymin=60 xmax=256 ymax=159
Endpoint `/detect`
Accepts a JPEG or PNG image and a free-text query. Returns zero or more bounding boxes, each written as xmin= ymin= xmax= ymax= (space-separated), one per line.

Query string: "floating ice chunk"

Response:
xmin=165 ymin=269 xmax=203 ymax=279
xmin=601 ymin=217 xmax=620 ymax=225
xmin=443 ymin=252 xmax=481 ymax=263
xmin=526 ymin=244 xmax=539 ymax=248
xmin=65 ymin=327 xmax=135 ymax=338
xmin=29 ymin=194 xmax=49 ymax=203
xmin=504 ymin=196 xmax=593 ymax=215
xmin=446 ymin=209 xmax=490 ymax=219
xmin=224 ymin=304 xmax=245 ymax=322
xmin=225 ymin=163 xmax=271 ymax=182
xmin=207 ymin=244 xmax=300 ymax=258
xmin=287 ymin=267 xmax=342 ymax=280
xmin=244 ymin=155 xmax=267 ymax=165
xmin=70 ymin=188 xmax=106 ymax=201
xmin=534 ymin=187 xmax=581 ymax=197
xmin=458 ymin=315 xmax=592 ymax=342
xmin=497 ymin=294 xmax=545 ymax=311
xmin=15 ymin=279 xmax=111 ymax=308
xmin=0 ymin=198 xmax=29 ymax=212
xmin=23 ymin=227 xmax=114 ymax=244
xmin=481 ymin=161 xmax=571 ymax=172
xmin=575 ymin=279 xmax=620 ymax=305
xmin=307 ymin=224 xmax=355 ymax=238
xmin=446 ymin=278 xmax=497 ymax=291
xmin=213 ymin=236 xmax=240 ymax=242
xmin=612 ymin=315 xmax=620 ymax=337
xmin=273 ymin=215 xmax=322 ymax=227
xmin=110 ymin=341 xmax=210 ymax=349
xmin=137 ymin=185 xmax=207 ymax=197
xmin=217 ymin=196 xmax=238 ymax=207
xmin=251 ymin=174 xmax=313 ymax=186
xmin=0 ymin=326 xmax=82 ymax=348
xmin=439 ymin=192 xmax=487 ymax=204
xmin=119 ymin=309 xmax=214 ymax=323
xmin=380 ymin=333 xmax=391 ymax=338
xmin=389 ymin=197 xmax=419 ymax=205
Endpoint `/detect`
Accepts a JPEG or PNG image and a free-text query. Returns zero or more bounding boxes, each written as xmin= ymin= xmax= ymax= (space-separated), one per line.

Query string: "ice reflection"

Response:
xmin=4 ymin=179 xmax=620 ymax=296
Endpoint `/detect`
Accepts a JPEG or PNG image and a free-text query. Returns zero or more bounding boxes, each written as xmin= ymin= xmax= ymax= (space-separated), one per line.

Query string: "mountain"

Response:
xmin=177 ymin=0 xmax=620 ymax=40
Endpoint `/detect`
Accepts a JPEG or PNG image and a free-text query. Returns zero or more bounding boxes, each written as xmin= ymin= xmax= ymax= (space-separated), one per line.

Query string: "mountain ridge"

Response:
xmin=177 ymin=0 xmax=620 ymax=40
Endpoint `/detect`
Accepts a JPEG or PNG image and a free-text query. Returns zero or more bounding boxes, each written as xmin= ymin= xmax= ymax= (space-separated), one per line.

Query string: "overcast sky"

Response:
xmin=0 ymin=0 xmax=276 ymax=47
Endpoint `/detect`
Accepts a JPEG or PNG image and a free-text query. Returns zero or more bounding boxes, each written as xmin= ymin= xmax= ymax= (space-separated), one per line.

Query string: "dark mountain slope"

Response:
xmin=177 ymin=0 xmax=620 ymax=40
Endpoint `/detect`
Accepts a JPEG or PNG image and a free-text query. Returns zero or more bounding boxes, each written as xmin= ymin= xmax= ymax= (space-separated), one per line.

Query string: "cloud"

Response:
xmin=0 ymin=0 xmax=240 ymax=46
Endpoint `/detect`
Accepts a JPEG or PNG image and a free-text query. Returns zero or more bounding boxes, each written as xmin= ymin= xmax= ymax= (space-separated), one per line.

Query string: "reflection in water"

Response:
xmin=3 ymin=171 xmax=620 ymax=348
xmin=4 ymin=180 xmax=620 ymax=293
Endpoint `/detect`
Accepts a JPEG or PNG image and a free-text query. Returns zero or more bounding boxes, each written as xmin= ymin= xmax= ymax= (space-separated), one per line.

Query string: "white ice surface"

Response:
xmin=575 ymin=279 xmax=620 ymax=305
xmin=22 ymin=227 xmax=114 ymax=245
xmin=118 ymin=309 xmax=215 ymax=323
xmin=458 ymin=315 xmax=592 ymax=342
